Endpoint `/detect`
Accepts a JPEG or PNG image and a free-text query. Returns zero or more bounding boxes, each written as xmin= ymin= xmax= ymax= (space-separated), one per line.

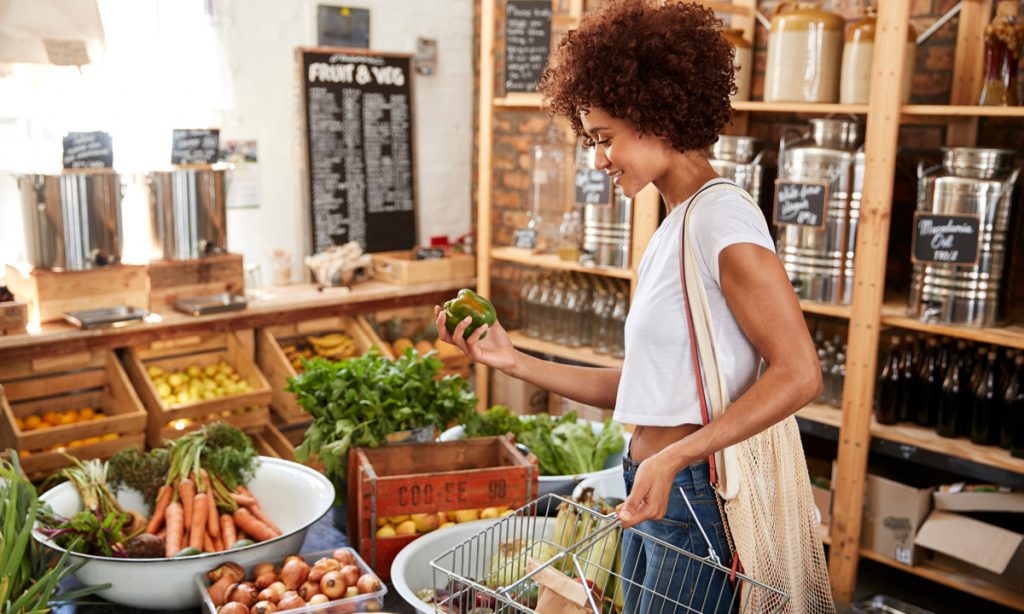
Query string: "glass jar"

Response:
xmin=558 ymin=209 xmax=582 ymax=262
xmin=529 ymin=125 xmax=572 ymax=252
xmin=979 ymin=1 xmax=1024 ymax=106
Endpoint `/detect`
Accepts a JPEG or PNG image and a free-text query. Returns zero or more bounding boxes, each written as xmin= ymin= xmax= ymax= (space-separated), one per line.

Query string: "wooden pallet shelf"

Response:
xmin=800 ymin=300 xmax=852 ymax=320
xmin=731 ymin=101 xmax=869 ymax=114
xmin=880 ymin=301 xmax=1024 ymax=351
xmin=859 ymin=548 xmax=1024 ymax=612
xmin=507 ymin=330 xmax=624 ymax=368
xmin=902 ymin=104 xmax=1024 ymax=119
xmin=491 ymin=247 xmax=634 ymax=280
xmin=493 ymin=93 xmax=543 ymax=109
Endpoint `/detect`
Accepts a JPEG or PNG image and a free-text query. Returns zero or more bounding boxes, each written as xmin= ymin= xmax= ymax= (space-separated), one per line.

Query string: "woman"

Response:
xmin=437 ymin=1 xmax=826 ymax=611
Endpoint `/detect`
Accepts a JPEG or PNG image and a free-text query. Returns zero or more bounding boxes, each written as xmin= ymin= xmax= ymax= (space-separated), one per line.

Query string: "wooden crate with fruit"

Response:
xmin=0 ymin=350 xmax=146 ymax=479
xmin=347 ymin=436 xmax=537 ymax=580
xmin=123 ymin=330 xmax=272 ymax=447
xmin=368 ymin=306 xmax=471 ymax=380
xmin=256 ymin=315 xmax=392 ymax=427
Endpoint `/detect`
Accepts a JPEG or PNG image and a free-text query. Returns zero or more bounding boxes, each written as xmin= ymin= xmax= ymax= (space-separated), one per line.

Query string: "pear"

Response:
xmin=453 ymin=509 xmax=480 ymax=523
xmin=395 ymin=520 xmax=417 ymax=536
xmin=376 ymin=525 xmax=396 ymax=538
xmin=412 ymin=513 xmax=440 ymax=533
xmin=480 ymin=507 xmax=500 ymax=519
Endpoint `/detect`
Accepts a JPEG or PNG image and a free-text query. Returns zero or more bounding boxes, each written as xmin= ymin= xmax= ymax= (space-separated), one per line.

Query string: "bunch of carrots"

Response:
xmin=144 ymin=428 xmax=283 ymax=557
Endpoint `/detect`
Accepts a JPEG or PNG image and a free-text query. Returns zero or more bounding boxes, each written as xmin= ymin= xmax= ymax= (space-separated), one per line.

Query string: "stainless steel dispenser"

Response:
xmin=146 ymin=166 xmax=228 ymax=260
xmin=582 ymin=189 xmax=632 ymax=270
xmin=709 ymin=135 xmax=766 ymax=206
xmin=17 ymin=170 xmax=124 ymax=270
xmin=909 ymin=148 xmax=1020 ymax=326
xmin=775 ymin=118 xmax=865 ymax=304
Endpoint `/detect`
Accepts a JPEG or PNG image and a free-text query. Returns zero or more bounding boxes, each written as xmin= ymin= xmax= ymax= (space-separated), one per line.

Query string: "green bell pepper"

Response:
xmin=443 ymin=288 xmax=497 ymax=340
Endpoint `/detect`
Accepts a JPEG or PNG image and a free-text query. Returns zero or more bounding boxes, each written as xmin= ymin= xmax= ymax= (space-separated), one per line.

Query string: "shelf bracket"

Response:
xmin=915 ymin=2 xmax=962 ymax=46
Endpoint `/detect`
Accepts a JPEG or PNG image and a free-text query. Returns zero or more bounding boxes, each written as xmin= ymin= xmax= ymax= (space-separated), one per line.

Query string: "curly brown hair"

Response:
xmin=537 ymin=0 xmax=735 ymax=153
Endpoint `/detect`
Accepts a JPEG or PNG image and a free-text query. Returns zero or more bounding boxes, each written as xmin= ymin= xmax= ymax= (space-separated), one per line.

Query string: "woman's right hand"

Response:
xmin=434 ymin=306 xmax=519 ymax=372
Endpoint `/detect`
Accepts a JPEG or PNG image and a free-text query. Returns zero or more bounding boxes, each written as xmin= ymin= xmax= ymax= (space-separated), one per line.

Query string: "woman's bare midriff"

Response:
xmin=629 ymin=423 xmax=703 ymax=462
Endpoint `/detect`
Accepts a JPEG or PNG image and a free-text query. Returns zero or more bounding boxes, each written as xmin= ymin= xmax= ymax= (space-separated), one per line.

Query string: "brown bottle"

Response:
xmin=876 ymin=336 xmax=902 ymax=425
xmin=1002 ymin=355 xmax=1023 ymax=451
xmin=970 ymin=351 xmax=1001 ymax=446
xmin=937 ymin=341 xmax=967 ymax=438
xmin=914 ymin=338 xmax=941 ymax=427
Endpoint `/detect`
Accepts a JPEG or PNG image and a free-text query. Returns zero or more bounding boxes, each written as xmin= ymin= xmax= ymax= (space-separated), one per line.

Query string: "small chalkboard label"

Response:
xmin=773 ymin=180 xmax=828 ymax=228
xmin=911 ymin=213 xmax=981 ymax=266
xmin=504 ymin=0 xmax=552 ymax=94
xmin=575 ymin=169 xmax=612 ymax=207
xmin=62 ymin=131 xmax=113 ymax=169
xmin=171 ymin=129 xmax=220 ymax=165
xmin=514 ymin=228 xmax=538 ymax=250
xmin=414 ymin=246 xmax=446 ymax=260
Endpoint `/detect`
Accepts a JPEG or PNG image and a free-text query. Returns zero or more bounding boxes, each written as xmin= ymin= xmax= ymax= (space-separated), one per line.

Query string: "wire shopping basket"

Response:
xmin=428 ymin=489 xmax=789 ymax=613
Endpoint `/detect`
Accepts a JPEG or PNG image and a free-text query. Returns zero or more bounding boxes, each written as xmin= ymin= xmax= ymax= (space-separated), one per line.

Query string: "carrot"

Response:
xmin=233 ymin=507 xmax=277 ymax=542
xmin=146 ymin=485 xmax=173 ymax=534
xmin=203 ymin=530 xmax=216 ymax=553
xmin=235 ymin=486 xmax=282 ymax=535
xmin=213 ymin=533 xmax=224 ymax=552
xmin=220 ymin=514 xmax=238 ymax=548
xmin=178 ymin=478 xmax=195 ymax=531
xmin=200 ymin=470 xmax=221 ymax=539
xmin=163 ymin=502 xmax=184 ymax=557
xmin=231 ymin=493 xmax=258 ymax=508
xmin=190 ymin=493 xmax=209 ymax=551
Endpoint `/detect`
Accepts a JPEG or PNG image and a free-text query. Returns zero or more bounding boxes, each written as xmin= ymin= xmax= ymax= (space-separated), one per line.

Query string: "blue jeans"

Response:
xmin=620 ymin=459 xmax=738 ymax=614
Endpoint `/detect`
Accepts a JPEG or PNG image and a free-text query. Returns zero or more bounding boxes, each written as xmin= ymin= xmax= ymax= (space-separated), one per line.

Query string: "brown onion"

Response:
xmin=345 ymin=586 xmax=359 ymax=599
xmin=256 ymin=585 xmax=282 ymax=604
xmin=218 ymin=602 xmax=250 ymax=614
xmin=209 ymin=577 xmax=236 ymax=607
xmin=276 ymin=591 xmax=305 ymax=611
xmin=253 ymin=562 xmax=278 ymax=589
xmin=307 ymin=594 xmax=330 ymax=605
xmin=298 ymin=580 xmax=320 ymax=601
xmin=338 ymin=564 xmax=360 ymax=588
xmin=356 ymin=573 xmax=381 ymax=594
xmin=251 ymin=601 xmax=277 ymax=614
xmin=332 ymin=549 xmax=357 ymax=567
xmin=308 ymin=557 xmax=340 ymax=583
xmin=319 ymin=570 xmax=347 ymax=600
xmin=279 ymin=558 xmax=310 ymax=591
xmin=223 ymin=583 xmax=259 ymax=608
xmin=208 ymin=562 xmax=246 ymax=583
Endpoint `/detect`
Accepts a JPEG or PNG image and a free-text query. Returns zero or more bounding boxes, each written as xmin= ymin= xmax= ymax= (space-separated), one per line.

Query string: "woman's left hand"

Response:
xmin=617 ymin=452 xmax=680 ymax=529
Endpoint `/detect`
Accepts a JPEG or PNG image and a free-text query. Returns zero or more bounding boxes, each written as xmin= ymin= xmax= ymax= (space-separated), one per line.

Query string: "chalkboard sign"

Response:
xmin=505 ymin=0 xmax=552 ymax=94
xmin=575 ymin=169 xmax=612 ymax=207
xmin=299 ymin=48 xmax=416 ymax=254
xmin=62 ymin=131 xmax=113 ymax=169
xmin=514 ymin=228 xmax=538 ymax=249
xmin=773 ymin=180 xmax=828 ymax=228
xmin=171 ymin=129 xmax=220 ymax=165
xmin=911 ymin=213 xmax=981 ymax=266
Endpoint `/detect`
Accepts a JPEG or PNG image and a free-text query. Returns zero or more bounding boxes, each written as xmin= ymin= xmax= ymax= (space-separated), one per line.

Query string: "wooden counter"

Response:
xmin=0 ymin=278 xmax=475 ymax=363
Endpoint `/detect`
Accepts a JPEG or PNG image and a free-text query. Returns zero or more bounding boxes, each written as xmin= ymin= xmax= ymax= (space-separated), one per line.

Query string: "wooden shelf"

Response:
xmin=731 ymin=101 xmax=869 ymax=115
xmin=800 ymin=300 xmax=851 ymax=320
xmin=493 ymin=93 xmax=543 ymax=109
xmin=902 ymin=104 xmax=1024 ymax=119
xmin=491 ymin=247 xmax=634 ymax=280
xmin=881 ymin=301 xmax=1024 ymax=351
xmin=797 ymin=402 xmax=1024 ymax=476
xmin=507 ymin=330 xmax=624 ymax=368
xmin=859 ymin=548 xmax=1024 ymax=612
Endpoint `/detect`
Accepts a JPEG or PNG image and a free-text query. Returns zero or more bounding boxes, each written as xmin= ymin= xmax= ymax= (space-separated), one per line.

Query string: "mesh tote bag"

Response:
xmin=678 ymin=182 xmax=835 ymax=614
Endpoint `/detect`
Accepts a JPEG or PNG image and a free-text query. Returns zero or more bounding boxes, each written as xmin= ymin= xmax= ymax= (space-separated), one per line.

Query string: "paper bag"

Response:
xmin=526 ymin=557 xmax=594 ymax=614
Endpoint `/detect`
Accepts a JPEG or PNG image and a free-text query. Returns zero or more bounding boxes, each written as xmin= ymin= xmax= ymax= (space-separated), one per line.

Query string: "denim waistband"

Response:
xmin=622 ymin=454 xmax=709 ymax=474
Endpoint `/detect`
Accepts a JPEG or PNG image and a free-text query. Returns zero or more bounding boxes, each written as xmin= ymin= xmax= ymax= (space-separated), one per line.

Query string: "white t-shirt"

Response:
xmin=612 ymin=179 xmax=776 ymax=427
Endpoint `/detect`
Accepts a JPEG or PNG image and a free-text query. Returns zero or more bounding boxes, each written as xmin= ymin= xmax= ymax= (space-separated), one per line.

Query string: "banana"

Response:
xmin=308 ymin=333 xmax=351 ymax=348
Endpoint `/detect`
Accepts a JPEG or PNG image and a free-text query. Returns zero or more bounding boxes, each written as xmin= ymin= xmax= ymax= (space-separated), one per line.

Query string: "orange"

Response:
xmin=24 ymin=415 xmax=42 ymax=430
xmin=80 ymin=407 xmax=96 ymax=420
xmin=42 ymin=410 xmax=60 ymax=425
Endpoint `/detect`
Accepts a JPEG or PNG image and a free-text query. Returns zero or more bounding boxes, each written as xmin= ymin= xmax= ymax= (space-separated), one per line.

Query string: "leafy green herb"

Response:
xmin=288 ymin=348 xmax=478 ymax=504
xmin=164 ymin=422 xmax=259 ymax=512
xmin=107 ymin=447 xmax=170 ymax=508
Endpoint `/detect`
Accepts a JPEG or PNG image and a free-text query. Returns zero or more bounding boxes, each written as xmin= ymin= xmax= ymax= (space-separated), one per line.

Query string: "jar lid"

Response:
xmin=710 ymin=135 xmax=762 ymax=163
xmin=809 ymin=118 xmax=862 ymax=149
xmin=846 ymin=6 xmax=917 ymax=42
xmin=942 ymin=147 xmax=1017 ymax=179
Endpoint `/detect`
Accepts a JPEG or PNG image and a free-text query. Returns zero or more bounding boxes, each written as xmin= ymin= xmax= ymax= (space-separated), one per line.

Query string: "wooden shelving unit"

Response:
xmin=506 ymin=330 xmax=624 ymax=369
xmin=477 ymin=0 xmax=1021 ymax=609
xmin=491 ymin=247 xmax=634 ymax=280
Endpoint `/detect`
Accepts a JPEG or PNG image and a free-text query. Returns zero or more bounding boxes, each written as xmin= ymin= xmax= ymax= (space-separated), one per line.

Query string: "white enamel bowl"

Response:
xmin=439 ymin=418 xmax=630 ymax=497
xmin=34 ymin=457 xmax=334 ymax=610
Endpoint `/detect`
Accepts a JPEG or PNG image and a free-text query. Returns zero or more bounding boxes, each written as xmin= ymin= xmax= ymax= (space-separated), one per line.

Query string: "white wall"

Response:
xmin=216 ymin=0 xmax=474 ymax=286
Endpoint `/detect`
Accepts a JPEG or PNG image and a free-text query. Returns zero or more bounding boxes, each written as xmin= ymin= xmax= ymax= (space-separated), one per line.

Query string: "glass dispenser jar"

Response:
xmin=979 ymin=1 xmax=1024 ymax=106
xmin=528 ymin=125 xmax=572 ymax=252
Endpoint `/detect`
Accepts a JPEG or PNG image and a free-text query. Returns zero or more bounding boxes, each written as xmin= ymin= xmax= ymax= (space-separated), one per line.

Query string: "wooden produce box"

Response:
xmin=250 ymin=423 xmax=325 ymax=472
xmin=256 ymin=315 xmax=392 ymax=427
xmin=370 ymin=306 xmax=472 ymax=380
xmin=0 ymin=300 xmax=28 ymax=336
xmin=123 ymin=330 xmax=272 ymax=447
xmin=5 ymin=264 xmax=149 ymax=324
xmin=147 ymin=253 xmax=245 ymax=313
xmin=347 ymin=437 xmax=537 ymax=580
xmin=0 ymin=350 xmax=146 ymax=480
xmin=373 ymin=250 xmax=475 ymax=285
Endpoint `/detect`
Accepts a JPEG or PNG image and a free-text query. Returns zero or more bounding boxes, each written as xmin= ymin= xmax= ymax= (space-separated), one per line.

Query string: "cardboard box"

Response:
xmin=806 ymin=458 xmax=835 ymax=531
xmin=915 ymin=510 xmax=1024 ymax=593
xmin=491 ymin=369 xmax=548 ymax=414
xmin=860 ymin=474 xmax=934 ymax=565
xmin=933 ymin=490 xmax=1024 ymax=514
xmin=0 ymin=300 xmax=28 ymax=335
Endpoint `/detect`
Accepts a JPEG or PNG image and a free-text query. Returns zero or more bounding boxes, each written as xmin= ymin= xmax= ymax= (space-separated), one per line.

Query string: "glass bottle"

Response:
xmin=937 ymin=342 xmax=967 ymax=438
xmin=549 ymin=275 xmax=568 ymax=344
xmin=524 ymin=275 xmax=543 ymax=337
xmin=536 ymin=275 xmax=556 ymax=341
xmin=1001 ymin=354 xmax=1023 ymax=450
xmin=558 ymin=209 xmax=582 ymax=262
xmin=610 ymin=289 xmax=629 ymax=359
xmin=875 ymin=337 xmax=902 ymax=425
xmin=592 ymin=286 xmax=612 ymax=354
xmin=528 ymin=124 xmax=572 ymax=252
xmin=979 ymin=1 xmax=1024 ymax=106
xmin=519 ymin=275 xmax=535 ymax=334
xmin=914 ymin=337 xmax=941 ymax=427
xmin=829 ymin=353 xmax=845 ymax=408
xmin=897 ymin=336 xmax=916 ymax=423
xmin=562 ymin=278 xmax=583 ymax=347
xmin=575 ymin=276 xmax=594 ymax=347
xmin=817 ymin=348 xmax=830 ymax=405
xmin=971 ymin=351 xmax=1001 ymax=446
xmin=964 ymin=345 xmax=988 ymax=437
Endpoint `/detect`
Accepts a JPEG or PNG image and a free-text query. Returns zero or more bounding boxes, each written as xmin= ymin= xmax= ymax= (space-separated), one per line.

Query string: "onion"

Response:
xmin=208 ymin=562 xmax=246 ymax=583
xmin=307 ymin=594 xmax=330 ymax=605
xmin=319 ymin=570 xmax=347 ymax=600
xmin=338 ymin=564 xmax=360 ymax=587
xmin=276 ymin=591 xmax=305 ymax=611
xmin=309 ymin=557 xmax=340 ymax=583
xmin=251 ymin=601 xmax=277 ymax=614
xmin=218 ymin=602 xmax=250 ymax=614
xmin=356 ymin=573 xmax=381 ymax=594
xmin=298 ymin=580 xmax=320 ymax=601
xmin=345 ymin=586 xmax=359 ymax=599
xmin=332 ymin=549 xmax=357 ymax=567
xmin=253 ymin=562 xmax=278 ymax=589
xmin=224 ymin=583 xmax=259 ymax=608
xmin=256 ymin=585 xmax=282 ymax=604
xmin=279 ymin=558 xmax=310 ymax=591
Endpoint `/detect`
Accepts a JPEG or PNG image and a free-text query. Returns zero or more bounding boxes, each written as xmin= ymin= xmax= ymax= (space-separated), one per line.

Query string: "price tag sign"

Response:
xmin=911 ymin=213 xmax=981 ymax=266
xmin=773 ymin=180 xmax=828 ymax=229
xmin=514 ymin=228 xmax=538 ymax=250
xmin=575 ymin=169 xmax=612 ymax=207
xmin=171 ymin=129 xmax=220 ymax=165
xmin=504 ymin=0 xmax=552 ymax=93
xmin=62 ymin=131 xmax=113 ymax=169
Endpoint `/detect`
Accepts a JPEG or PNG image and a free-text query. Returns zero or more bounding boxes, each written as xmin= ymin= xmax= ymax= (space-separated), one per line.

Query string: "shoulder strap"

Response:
xmin=678 ymin=181 xmax=760 ymax=499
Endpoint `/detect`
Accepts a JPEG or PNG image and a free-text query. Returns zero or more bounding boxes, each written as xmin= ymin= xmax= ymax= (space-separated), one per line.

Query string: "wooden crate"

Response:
xmin=256 ymin=315 xmax=393 ymax=426
xmin=0 ymin=350 xmax=146 ymax=479
xmin=5 ymin=264 xmax=149 ymax=324
xmin=0 ymin=300 xmax=28 ymax=336
xmin=123 ymin=330 xmax=272 ymax=447
xmin=373 ymin=250 xmax=475 ymax=285
xmin=370 ymin=306 xmax=472 ymax=380
xmin=347 ymin=437 xmax=537 ymax=580
xmin=147 ymin=253 xmax=245 ymax=312
xmin=251 ymin=423 xmax=325 ymax=473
